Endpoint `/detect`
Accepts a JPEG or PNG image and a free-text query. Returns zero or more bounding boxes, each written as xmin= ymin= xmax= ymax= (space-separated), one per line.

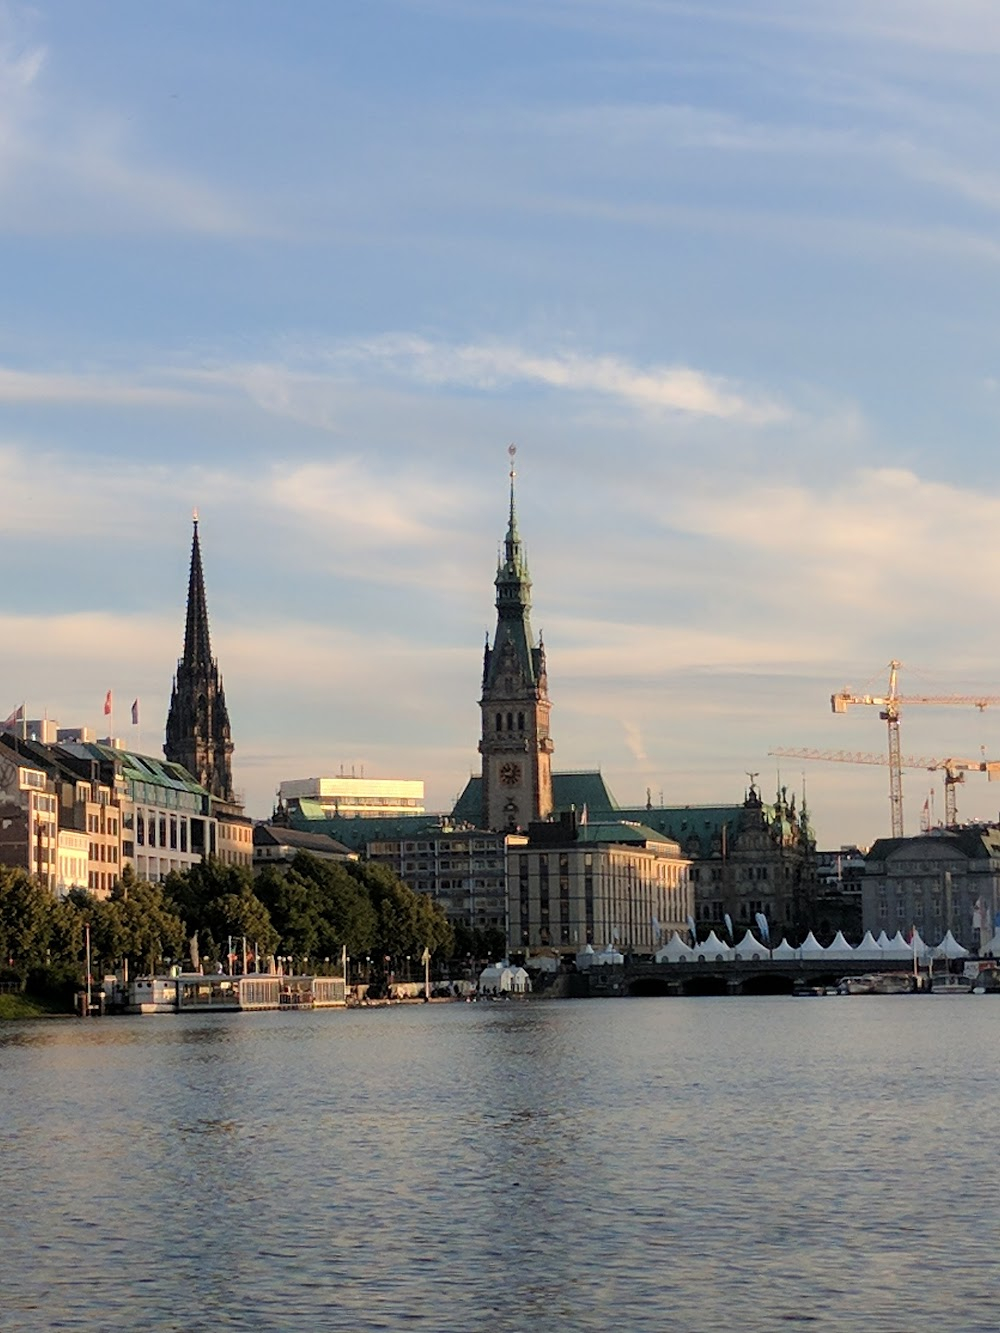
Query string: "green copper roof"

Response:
xmin=451 ymin=770 xmax=620 ymax=826
xmin=575 ymin=820 xmax=679 ymax=848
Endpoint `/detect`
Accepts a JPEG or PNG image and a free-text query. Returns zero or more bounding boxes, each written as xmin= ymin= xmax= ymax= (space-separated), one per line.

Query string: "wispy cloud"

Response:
xmin=0 ymin=367 xmax=205 ymax=406
xmin=199 ymin=336 xmax=789 ymax=425
xmin=0 ymin=22 xmax=255 ymax=236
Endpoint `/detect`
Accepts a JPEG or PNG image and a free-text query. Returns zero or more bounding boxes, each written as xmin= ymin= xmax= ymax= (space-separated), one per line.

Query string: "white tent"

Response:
xmin=882 ymin=931 xmax=912 ymax=960
xmin=933 ymin=930 xmax=969 ymax=960
xmin=575 ymin=944 xmax=596 ymax=970
xmin=798 ymin=931 xmax=825 ymax=956
xmin=772 ymin=938 xmax=798 ymax=959
xmin=500 ymin=965 xmax=531 ymax=993
xmin=824 ymin=930 xmax=855 ymax=959
xmin=980 ymin=929 xmax=1000 ymax=957
xmin=655 ymin=932 xmax=694 ymax=963
xmin=876 ymin=930 xmax=893 ymax=950
xmin=853 ymin=931 xmax=883 ymax=959
xmin=478 ymin=963 xmax=504 ymax=994
xmin=733 ymin=931 xmax=768 ymax=960
xmin=693 ymin=930 xmax=733 ymax=962
xmin=592 ymin=945 xmax=625 ymax=966
xmin=909 ymin=928 xmax=931 ymax=961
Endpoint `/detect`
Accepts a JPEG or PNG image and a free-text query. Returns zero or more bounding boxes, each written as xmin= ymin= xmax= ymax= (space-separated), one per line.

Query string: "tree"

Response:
xmin=109 ymin=877 xmax=187 ymax=974
xmin=0 ymin=866 xmax=56 ymax=985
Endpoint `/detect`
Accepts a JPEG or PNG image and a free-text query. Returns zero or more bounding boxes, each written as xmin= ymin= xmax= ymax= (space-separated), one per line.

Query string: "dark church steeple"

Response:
xmin=478 ymin=448 xmax=553 ymax=830
xmin=164 ymin=513 xmax=235 ymax=803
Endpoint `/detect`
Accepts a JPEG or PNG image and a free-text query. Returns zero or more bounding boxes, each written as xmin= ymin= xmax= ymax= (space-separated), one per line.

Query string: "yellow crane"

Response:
xmin=829 ymin=661 xmax=1000 ymax=835
xmin=769 ymin=747 xmax=1000 ymax=829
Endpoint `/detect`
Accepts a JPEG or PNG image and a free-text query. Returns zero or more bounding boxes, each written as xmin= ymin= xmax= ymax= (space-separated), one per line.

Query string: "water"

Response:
xmin=2 ymin=996 xmax=999 ymax=1332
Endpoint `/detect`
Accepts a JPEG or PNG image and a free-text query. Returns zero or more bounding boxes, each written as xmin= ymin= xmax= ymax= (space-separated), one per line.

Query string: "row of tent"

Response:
xmin=652 ymin=927 xmax=974 ymax=964
xmin=477 ymin=962 xmax=532 ymax=994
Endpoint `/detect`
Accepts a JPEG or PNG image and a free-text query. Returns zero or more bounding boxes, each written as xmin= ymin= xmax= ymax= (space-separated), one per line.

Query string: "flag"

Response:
xmin=131 ymin=698 xmax=139 ymax=726
xmin=724 ymin=912 xmax=734 ymax=943
xmin=2 ymin=704 xmax=24 ymax=729
xmin=755 ymin=911 xmax=770 ymax=943
xmin=103 ymin=690 xmax=112 ymax=716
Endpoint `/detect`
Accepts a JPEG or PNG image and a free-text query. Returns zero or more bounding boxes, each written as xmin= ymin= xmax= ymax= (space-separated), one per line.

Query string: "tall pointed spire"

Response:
xmin=164 ymin=513 xmax=235 ymax=804
xmin=183 ymin=511 xmax=213 ymax=668
xmin=478 ymin=448 xmax=553 ymax=831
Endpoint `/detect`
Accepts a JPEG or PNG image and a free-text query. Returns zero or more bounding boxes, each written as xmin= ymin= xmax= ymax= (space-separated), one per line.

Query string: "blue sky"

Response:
xmin=6 ymin=0 xmax=1000 ymax=847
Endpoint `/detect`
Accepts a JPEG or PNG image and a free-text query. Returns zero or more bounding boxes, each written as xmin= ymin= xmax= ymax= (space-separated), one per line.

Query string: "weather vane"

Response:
xmin=508 ymin=443 xmax=517 ymax=480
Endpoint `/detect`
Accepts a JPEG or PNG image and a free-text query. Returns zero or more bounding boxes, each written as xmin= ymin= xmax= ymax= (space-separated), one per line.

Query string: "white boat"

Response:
xmin=930 ymin=974 xmax=971 ymax=995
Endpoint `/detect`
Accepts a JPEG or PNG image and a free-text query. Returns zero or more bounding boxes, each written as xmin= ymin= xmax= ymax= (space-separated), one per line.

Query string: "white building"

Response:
xmin=279 ymin=775 xmax=425 ymax=819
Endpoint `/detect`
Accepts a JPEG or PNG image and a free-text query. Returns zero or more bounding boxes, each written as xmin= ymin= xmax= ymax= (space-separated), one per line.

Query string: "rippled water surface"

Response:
xmin=3 ymin=996 xmax=1000 ymax=1331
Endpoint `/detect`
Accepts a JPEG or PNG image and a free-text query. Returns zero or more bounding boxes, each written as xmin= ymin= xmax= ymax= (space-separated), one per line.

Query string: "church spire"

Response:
xmin=183 ymin=511 xmax=213 ymax=669
xmin=164 ymin=513 xmax=235 ymax=804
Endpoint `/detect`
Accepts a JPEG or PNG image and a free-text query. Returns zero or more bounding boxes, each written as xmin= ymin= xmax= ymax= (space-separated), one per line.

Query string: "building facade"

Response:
xmin=0 ymin=745 xmax=58 ymax=892
xmin=278 ymin=776 xmax=425 ymax=819
xmin=509 ymin=811 xmax=693 ymax=955
xmin=366 ymin=828 xmax=523 ymax=934
xmin=862 ymin=828 xmax=1000 ymax=949
xmin=0 ymin=732 xmax=123 ymax=897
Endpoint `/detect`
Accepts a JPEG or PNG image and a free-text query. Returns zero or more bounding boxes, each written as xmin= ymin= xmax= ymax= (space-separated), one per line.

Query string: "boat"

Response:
xmin=837 ymin=975 xmax=876 ymax=995
xmin=929 ymin=973 xmax=972 ymax=995
xmin=869 ymin=972 xmax=915 ymax=995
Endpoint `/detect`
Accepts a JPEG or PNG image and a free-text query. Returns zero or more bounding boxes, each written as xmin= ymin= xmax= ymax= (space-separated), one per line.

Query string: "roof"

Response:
xmin=451 ymin=770 xmax=620 ymax=825
xmin=867 ymin=827 xmax=1000 ymax=863
xmin=285 ymin=807 xmax=455 ymax=851
xmin=253 ymin=824 xmax=352 ymax=856
xmin=575 ymin=820 xmax=680 ymax=849
xmin=611 ymin=804 xmax=745 ymax=856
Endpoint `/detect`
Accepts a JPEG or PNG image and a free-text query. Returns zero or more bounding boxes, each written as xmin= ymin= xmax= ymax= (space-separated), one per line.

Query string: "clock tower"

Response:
xmin=478 ymin=449 xmax=554 ymax=831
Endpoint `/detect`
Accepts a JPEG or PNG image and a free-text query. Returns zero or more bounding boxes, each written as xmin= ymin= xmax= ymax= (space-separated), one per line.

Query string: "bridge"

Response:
xmin=583 ymin=957 xmax=926 ymax=998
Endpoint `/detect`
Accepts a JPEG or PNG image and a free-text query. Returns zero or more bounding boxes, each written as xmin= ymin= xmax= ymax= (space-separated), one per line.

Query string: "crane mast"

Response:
xmin=829 ymin=661 xmax=1000 ymax=835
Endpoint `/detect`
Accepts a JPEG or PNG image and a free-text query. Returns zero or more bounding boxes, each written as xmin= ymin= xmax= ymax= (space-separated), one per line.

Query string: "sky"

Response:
xmin=6 ymin=0 xmax=1000 ymax=848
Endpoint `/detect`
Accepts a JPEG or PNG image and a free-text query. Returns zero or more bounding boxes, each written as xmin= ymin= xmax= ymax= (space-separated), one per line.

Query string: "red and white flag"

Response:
xmin=131 ymin=698 xmax=139 ymax=726
xmin=2 ymin=704 xmax=24 ymax=729
xmin=103 ymin=690 xmax=113 ymax=716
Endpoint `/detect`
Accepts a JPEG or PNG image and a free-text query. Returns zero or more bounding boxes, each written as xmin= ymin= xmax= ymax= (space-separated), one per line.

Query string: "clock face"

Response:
xmin=499 ymin=761 xmax=521 ymax=787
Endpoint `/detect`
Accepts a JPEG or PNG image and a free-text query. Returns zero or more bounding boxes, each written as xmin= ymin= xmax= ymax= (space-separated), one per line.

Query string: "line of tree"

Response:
xmin=0 ymin=852 xmax=458 ymax=1002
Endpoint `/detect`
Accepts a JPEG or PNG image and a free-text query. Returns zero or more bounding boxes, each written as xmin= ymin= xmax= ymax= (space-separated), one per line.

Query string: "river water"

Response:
xmin=2 ymin=996 xmax=999 ymax=1332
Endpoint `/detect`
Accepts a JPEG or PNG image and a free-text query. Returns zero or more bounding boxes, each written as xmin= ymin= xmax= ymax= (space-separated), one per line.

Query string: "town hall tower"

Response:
xmin=478 ymin=450 xmax=554 ymax=831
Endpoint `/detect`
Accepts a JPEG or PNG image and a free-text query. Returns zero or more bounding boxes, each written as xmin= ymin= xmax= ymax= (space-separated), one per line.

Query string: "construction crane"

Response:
xmin=769 ymin=747 xmax=1000 ymax=828
xmin=830 ymin=661 xmax=1000 ymax=836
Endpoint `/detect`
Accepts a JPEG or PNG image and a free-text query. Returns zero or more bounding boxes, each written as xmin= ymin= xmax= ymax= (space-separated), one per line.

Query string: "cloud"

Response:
xmin=204 ymin=336 xmax=789 ymax=425
xmin=0 ymin=367 xmax=205 ymax=406
xmin=0 ymin=22 xmax=254 ymax=236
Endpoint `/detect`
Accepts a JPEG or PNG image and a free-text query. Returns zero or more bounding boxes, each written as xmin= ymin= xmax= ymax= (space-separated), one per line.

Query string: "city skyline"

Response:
xmin=5 ymin=2 xmax=1000 ymax=845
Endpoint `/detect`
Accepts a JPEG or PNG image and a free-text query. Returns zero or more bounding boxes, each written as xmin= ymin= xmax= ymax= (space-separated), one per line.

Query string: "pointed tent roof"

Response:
xmin=694 ymin=930 xmax=733 ymax=961
xmin=854 ymin=931 xmax=883 ymax=959
xmin=655 ymin=932 xmax=694 ymax=963
xmin=909 ymin=928 xmax=931 ymax=960
xmin=733 ymin=931 xmax=768 ymax=960
xmin=882 ymin=931 xmax=912 ymax=959
xmin=825 ymin=930 xmax=855 ymax=958
xmin=772 ymin=937 xmax=798 ymax=958
xmin=799 ymin=931 xmax=825 ymax=955
xmin=933 ymin=930 xmax=969 ymax=959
